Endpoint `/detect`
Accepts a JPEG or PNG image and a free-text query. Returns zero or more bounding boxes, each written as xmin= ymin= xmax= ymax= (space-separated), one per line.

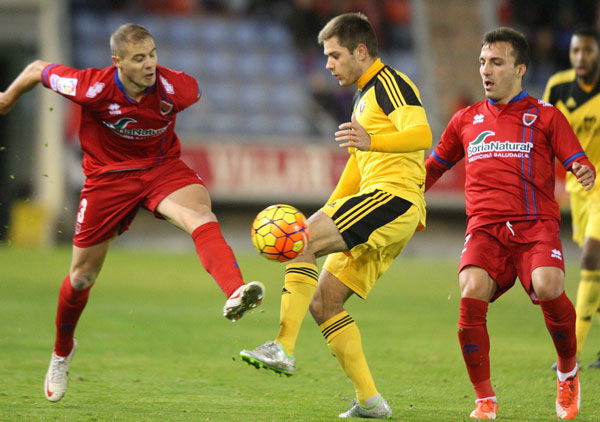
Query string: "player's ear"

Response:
xmin=111 ymin=55 xmax=120 ymax=68
xmin=355 ymin=43 xmax=369 ymax=61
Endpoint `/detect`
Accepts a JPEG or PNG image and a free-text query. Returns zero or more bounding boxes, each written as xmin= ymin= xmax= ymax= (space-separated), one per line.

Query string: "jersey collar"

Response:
xmin=488 ymin=89 xmax=528 ymax=105
xmin=356 ymin=58 xmax=385 ymax=90
xmin=114 ymin=68 xmax=154 ymax=103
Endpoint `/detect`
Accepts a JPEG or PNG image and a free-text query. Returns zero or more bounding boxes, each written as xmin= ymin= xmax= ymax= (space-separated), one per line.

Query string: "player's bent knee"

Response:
xmin=308 ymin=297 xmax=324 ymax=323
xmin=309 ymin=295 xmax=334 ymax=325
xmin=69 ymin=270 xmax=98 ymax=290
xmin=535 ymin=285 xmax=564 ymax=301
xmin=459 ymin=280 xmax=492 ymax=301
xmin=174 ymin=207 xmax=217 ymax=233
xmin=309 ymin=295 xmax=345 ymax=325
xmin=459 ymin=267 xmax=495 ymax=301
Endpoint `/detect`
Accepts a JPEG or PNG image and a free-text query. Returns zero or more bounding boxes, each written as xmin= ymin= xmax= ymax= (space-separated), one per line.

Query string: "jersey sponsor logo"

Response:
xmin=473 ymin=113 xmax=484 ymax=124
xmin=108 ymin=103 xmax=122 ymax=115
xmin=160 ymin=76 xmax=174 ymax=94
xmin=160 ymin=99 xmax=173 ymax=115
xmin=49 ymin=74 xmax=77 ymax=96
xmin=522 ymin=113 xmax=537 ymax=126
xmin=102 ymin=117 xmax=171 ymax=139
xmin=85 ymin=82 xmax=105 ymax=98
xmin=467 ymin=130 xmax=533 ymax=161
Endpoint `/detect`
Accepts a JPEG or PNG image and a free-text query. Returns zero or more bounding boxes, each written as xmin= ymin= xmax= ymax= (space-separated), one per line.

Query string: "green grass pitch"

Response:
xmin=0 ymin=245 xmax=599 ymax=421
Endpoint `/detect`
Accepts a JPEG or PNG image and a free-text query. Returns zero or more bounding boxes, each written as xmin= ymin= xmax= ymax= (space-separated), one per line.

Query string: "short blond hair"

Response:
xmin=110 ymin=23 xmax=154 ymax=58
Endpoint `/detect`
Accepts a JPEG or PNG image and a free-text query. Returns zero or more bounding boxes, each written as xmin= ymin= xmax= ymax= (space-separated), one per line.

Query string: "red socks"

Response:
xmin=458 ymin=297 xmax=494 ymax=399
xmin=54 ymin=276 xmax=91 ymax=357
xmin=540 ymin=292 xmax=577 ymax=373
xmin=458 ymin=291 xmax=577 ymax=397
xmin=192 ymin=222 xmax=244 ymax=298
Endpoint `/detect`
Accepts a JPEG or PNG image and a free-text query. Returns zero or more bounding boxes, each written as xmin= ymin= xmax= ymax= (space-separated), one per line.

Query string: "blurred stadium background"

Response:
xmin=0 ymin=0 xmax=597 ymax=252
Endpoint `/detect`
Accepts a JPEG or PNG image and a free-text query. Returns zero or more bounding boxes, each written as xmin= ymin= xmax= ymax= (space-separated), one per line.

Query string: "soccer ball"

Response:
xmin=251 ymin=204 xmax=309 ymax=262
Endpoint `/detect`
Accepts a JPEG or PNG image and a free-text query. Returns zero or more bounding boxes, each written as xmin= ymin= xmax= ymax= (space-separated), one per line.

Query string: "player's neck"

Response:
xmin=577 ymin=67 xmax=600 ymax=91
xmin=493 ymin=87 xmax=524 ymax=105
xmin=117 ymin=70 xmax=147 ymax=102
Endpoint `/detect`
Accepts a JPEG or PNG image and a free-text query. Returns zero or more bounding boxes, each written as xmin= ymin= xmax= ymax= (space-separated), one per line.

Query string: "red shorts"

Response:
xmin=73 ymin=158 xmax=204 ymax=247
xmin=459 ymin=219 xmax=565 ymax=303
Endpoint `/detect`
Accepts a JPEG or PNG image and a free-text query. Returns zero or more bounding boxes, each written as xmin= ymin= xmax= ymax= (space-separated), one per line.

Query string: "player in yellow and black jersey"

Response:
xmin=544 ymin=26 xmax=600 ymax=369
xmin=239 ymin=12 xmax=431 ymax=418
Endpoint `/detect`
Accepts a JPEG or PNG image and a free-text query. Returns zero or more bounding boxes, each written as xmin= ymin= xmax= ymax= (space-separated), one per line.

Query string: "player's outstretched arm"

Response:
xmin=572 ymin=161 xmax=596 ymax=191
xmin=0 ymin=60 xmax=49 ymax=115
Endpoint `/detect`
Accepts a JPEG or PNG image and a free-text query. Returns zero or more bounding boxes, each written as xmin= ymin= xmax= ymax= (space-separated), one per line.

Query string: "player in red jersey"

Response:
xmin=426 ymin=28 xmax=595 ymax=420
xmin=0 ymin=23 xmax=264 ymax=402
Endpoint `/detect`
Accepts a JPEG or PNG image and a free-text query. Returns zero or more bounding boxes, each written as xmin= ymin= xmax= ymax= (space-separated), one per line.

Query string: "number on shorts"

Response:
xmin=77 ymin=198 xmax=88 ymax=224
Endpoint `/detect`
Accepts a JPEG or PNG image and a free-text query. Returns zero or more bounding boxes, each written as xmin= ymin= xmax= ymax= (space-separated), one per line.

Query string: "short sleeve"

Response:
xmin=157 ymin=67 xmax=200 ymax=113
xmin=41 ymin=63 xmax=104 ymax=106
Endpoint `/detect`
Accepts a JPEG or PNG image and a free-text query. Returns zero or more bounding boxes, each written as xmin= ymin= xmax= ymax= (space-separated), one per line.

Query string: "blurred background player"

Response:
xmin=544 ymin=26 xmax=600 ymax=370
xmin=426 ymin=27 xmax=595 ymax=420
xmin=240 ymin=12 xmax=431 ymax=419
xmin=0 ymin=23 xmax=264 ymax=403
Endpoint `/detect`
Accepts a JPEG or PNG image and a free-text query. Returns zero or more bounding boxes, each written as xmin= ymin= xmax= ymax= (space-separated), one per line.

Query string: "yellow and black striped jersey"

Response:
xmin=543 ymin=69 xmax=600 ymax=193
xmin=331 ymin=58 xmax=430 ymax=230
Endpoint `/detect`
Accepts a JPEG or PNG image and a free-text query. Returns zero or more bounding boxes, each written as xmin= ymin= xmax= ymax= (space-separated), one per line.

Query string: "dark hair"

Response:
xmin=317 ymin=12 xmax=378 ymax=57
xmin=110 ymin=23 xmax=154 ymax=58
xmin=572 ymin=25 xmax=600 ymax=45
xmin=482 ymin=27 xmax=530 ymax=68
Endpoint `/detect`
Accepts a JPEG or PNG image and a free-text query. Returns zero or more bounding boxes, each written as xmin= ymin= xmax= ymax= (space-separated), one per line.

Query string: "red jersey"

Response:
xmin=41 ymin=64 xmax=200 ymax=176
xmin=426 ymin=91 xmax=594 ymax=230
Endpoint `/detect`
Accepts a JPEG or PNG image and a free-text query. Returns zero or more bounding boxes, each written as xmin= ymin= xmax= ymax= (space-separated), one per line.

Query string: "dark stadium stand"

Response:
xmin=72 ymin=12 xmax=313 ymax=138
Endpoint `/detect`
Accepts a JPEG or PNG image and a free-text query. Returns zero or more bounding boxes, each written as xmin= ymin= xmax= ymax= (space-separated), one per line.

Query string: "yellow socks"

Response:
xmin=575 ymin=269 xmax=600 ymax=357
xmin=275 ymin=263 xmax=318 ymax=355
xmin=320 ymin=311 xmax=378 ymax=405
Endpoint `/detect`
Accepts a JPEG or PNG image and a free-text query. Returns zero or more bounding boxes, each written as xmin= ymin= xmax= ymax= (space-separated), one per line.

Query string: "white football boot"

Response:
xmin=240 ymin=341 xmax=296 ymax=376
xmin=339 ymin=396 xmax=393 ymax=419
xmin=44 ymin=339 xmax=77 ymax=402
xmin=223 ymin=281 xmax=265 ymax=321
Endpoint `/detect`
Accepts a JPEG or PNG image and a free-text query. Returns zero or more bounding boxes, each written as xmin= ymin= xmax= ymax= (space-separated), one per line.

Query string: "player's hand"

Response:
xmin=335 ymin=114 xmax=371 ymax=151
xmin=572 ymin=161 xmax=595 ymax=191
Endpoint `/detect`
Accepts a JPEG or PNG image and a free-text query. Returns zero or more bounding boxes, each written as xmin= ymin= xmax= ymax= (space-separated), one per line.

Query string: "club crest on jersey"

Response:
xmin=160 ymin=100 xmax=173 ymax=115
xmin=522 ymin=113 xmax=537 ymax=126
xmin=358 ymin=100 xmax=366 ymax=114
xmin=102 ymin=117 xmax=170 ymax=139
